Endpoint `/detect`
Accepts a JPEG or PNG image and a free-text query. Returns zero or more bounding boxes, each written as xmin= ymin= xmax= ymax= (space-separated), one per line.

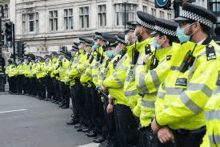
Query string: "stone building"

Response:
xmin=15 ymin=0 xmax=174 ymax=55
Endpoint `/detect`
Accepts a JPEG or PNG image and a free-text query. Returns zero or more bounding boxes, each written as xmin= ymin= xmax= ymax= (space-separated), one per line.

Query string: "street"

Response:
xmin=0 ymin=94 xmax=99 ymax=147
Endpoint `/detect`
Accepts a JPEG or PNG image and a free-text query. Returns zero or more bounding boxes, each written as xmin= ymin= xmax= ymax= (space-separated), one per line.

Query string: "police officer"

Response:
xmin=151 ymin=3 xmax=220 ymax=147
xmin=135 ymin=17 xmax=178 ymax=147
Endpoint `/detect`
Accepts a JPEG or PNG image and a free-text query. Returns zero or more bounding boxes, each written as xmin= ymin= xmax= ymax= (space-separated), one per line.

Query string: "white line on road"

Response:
xmin=0 ymin=109 xmax=27 ymax=114
xmin=77 ymin=143 xmax=100 ymax=147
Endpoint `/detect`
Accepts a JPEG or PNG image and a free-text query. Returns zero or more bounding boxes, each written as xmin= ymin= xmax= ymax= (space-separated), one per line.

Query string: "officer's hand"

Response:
xmin=107 ymin=104 xmax=114 ymax=114
xmin=157 ymin=127 xmax=175 ymax=144
xmin=151 ymin=118 xmax=161 ymax=133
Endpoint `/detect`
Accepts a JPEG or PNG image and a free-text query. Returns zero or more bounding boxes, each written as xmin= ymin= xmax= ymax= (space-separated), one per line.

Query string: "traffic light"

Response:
xmin=22 ymin=42 xmax=27 ymax=55
xmin=5 ymin=22 xmax=13 ymax=44
xmin=155 ymin=0 xmax=171 ymax=9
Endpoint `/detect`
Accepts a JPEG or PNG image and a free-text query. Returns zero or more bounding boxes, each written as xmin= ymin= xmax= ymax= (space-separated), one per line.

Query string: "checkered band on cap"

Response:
xmin=180 ymin=10 xmax=213 ymax=28
xmin=116 ymin=35 xmax=124 ymax=43
xmin=154 ymin=25 xmax=176 ymax=37
xmin=95 ymin=35 xmax=103 ymax=39
xmin=136 ymin=15 xmax=154 ymax=30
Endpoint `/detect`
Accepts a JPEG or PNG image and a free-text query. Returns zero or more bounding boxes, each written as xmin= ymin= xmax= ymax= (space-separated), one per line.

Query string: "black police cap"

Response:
xmin=154 ymin=18 xmax=178 ymax=37
xmin=116 ymin=34 xmax=125 ymax=44
xmin=136 ymin=11 xmax=155 ymax=30
xmin=174 ymin=2 xmax=217 ymax=28
xmin=94 ymin=32 xmax=103 ymax=40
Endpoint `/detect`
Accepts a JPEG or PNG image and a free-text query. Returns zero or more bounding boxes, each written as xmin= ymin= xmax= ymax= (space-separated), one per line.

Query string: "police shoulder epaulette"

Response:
xmin=145 ymin=44 xmax=151 ymax=55
xmin=206 ymin=45 xmax=216 ymax=61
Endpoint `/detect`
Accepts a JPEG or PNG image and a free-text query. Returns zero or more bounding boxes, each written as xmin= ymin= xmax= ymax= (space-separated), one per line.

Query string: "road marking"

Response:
xmin=0 ymin=109 xmax=27 ymax=114
xmin=77 ymin=143 xmax=100 ymax=147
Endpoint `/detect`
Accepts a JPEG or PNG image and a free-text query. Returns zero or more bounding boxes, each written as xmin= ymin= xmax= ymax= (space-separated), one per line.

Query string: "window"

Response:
xmin=98 ymin=5 xmax=106 ymax=27
xmin=79 ymin=7 xmax=89 ymax=28
xmin=28 ymin=14 xmax=34 ymax=32
xmin=64 ymin=9 xmax=73 ymax=30
xmin=167 ymin=13 xmax=172 ymax=20
xmin=115 ymin=3 xmax=136 ymax=26
xmin=151 ymin=8 xmax=156 ymax=17
xmin=160 ymin=11 xmax=164 ymax=18
xmin=143 ymin=6 xmax=148 ymax=13
xmin=22 ymin=14 xmax=26 ymax=34
xmin=49 ymin=10 xmax=58 ymax=31
xmin=36 ymin=12 xmax=39 ymax=32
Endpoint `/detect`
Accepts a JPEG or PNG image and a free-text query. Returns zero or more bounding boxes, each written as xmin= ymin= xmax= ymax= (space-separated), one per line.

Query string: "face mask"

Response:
xmin=132 ymin=30 xmax=137 ymax=42
xmin=176 ymin=23 xmax=195 ymax=43
xmin=153 ymin=38 xmax=161 ymax=49
xmin=106 ymin=50 xmax=114 ymax=58
xmin=125 ymin=35 xmax=131 ymax=45
xmin=78 ymin=45 xmax=82 ymax=49
xmin=93 ymin=42 xmax=99 ymax=49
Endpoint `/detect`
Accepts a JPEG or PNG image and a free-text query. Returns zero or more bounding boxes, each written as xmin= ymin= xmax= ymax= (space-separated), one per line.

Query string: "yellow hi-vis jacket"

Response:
xmin=135 ymin=45 xmax=173 ymax=127
xmin=155 ymin=40 xmax=220 ymax=130
xmin=103 ymin=52 xmax=129 ymax=105
xmin=200 ymin=86 xmax=220 ymax=147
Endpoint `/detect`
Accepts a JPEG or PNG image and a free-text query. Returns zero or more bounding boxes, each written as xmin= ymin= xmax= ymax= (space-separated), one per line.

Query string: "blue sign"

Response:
xmin=156 ymin=0 xmax=169 ymax=7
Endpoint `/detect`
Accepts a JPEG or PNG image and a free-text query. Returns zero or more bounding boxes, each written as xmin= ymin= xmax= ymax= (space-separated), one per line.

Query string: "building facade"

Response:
xmin=0 ymin=0 xmax=15 ymax=65
xmin=15 ymin=0 xmax=174 ymax=55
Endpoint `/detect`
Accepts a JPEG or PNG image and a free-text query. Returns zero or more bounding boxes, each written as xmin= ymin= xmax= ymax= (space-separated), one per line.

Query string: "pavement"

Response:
xmin=0 ymin=94 xmax=99 ymax=147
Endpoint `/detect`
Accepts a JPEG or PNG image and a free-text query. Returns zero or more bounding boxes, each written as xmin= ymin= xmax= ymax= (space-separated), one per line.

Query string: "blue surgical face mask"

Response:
xmin=106 ymin=50 xmax=114 ymax=58
xmin=78 ymin=45 xmax=82 ymax=49
xmin=125 ymin=35 xmax=131 ymax=45
xmin=176 ymin=26 xmax=191 ymax=43
xmin=153 ymin=38 xmax=161 ymax=49
xmin=115 ymin=46 xmax=120 ymax=55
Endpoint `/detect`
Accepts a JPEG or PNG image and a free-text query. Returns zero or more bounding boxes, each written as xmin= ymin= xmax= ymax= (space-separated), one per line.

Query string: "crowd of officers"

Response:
xmin=4 ymin=3 xmax=220 ymax=147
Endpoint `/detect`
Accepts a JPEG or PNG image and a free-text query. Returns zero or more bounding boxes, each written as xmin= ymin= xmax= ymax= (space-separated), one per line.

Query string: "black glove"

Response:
xmin=131 ymin=49 xmax=139 ymax=64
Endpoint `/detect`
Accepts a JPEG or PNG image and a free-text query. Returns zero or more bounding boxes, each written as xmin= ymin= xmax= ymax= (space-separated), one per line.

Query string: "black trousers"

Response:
xmin=52 ymin=78 xmax=61 ymax=102
xmin=70 ymin=85 xmax=80 ymax=120
xmin=17 ymin=75 xmax=24 ymax=94
xmin=103 ymin=97 xmax=119 ymax=147
xmin=90 ymin=87 xmax=104 ymax=135
xmin=114 ymin=104 xmax=140 ymax=147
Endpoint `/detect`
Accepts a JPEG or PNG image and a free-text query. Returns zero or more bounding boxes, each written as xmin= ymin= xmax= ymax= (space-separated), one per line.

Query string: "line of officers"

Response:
xmin=5 ymin=3 xmax=220 ymax=147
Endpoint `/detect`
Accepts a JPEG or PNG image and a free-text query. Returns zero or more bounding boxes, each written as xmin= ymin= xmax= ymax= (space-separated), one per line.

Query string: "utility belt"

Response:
xmin=171 ymin=126 xmax=206 ymax=136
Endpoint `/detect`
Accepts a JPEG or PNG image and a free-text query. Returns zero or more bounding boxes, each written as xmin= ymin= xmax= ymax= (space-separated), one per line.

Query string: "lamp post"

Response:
xmin=123 ymin=0 xmax=128 ymax=30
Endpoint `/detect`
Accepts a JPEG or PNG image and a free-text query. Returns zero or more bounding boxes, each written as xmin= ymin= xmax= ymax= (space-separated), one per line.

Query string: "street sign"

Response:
xmin=155 ymin=0 xmax=171 ymax=9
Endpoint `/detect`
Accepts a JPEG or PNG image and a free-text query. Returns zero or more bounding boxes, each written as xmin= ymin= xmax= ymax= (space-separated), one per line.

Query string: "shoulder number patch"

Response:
xmin=206 ymin=45 xmax=216 ymax=61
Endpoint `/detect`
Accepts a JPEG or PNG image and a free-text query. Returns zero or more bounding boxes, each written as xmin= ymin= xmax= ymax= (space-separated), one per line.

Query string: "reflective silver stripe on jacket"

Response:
xmin=157 ymin=92 xmax=165 ymax=99
xmin=205 ymin=110 xmax=220 ymax=120
xmin=139 ymin=72 xmax=148 ymax=93
xmin=113 ymin=72 xmax=123 ymax=87
xmin=209 ymin=134 xmax=220 ymax=144
xmin=165 ymin=87 xmax=185 ymax=95
xmin=179 ymin=92 xmax=201 ymax=113
xmin=124 ymin=90 xmax=138 ymax=96
xmin=150 ymin=70 xmax=160 ymax=90
xmin=213 ymin=86 xmax=220 ymax=95
xmin=187 ymin=83 xmax=212 ymax=97
xmin=141 ymin=99 xmax=155 ymax=108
